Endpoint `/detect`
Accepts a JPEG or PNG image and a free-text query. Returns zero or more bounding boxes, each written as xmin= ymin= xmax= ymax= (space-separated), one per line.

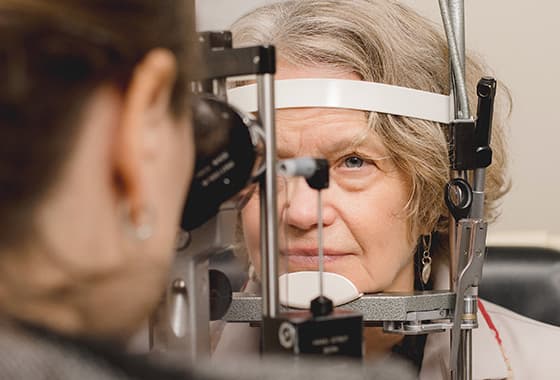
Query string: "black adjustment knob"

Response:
xmin=475 ymin=146 xmax=493 ymax=168
xmin=305 ymin=159 xmax=329 ymax=190
xmin=310 ymin=295 xmax=334 ymax=317
xmin=209 ymin=269 xmax=233 ymax=321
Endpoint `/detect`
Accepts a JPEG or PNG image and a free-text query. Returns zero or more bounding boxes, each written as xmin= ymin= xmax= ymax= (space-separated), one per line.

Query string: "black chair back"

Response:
xmin=480 ymin=246 xmax=560 ymax=326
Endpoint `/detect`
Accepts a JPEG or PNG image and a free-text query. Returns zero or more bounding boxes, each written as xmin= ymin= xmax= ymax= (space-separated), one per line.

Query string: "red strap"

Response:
xmin=478 ymin=299 xmax=502 ymax=346
xmin=478 ymin=299 xmax=514 ymax=377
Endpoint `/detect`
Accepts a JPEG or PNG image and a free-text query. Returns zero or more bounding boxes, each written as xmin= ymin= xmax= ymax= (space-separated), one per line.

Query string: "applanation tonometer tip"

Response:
xmin=278 ymin=157 xmax=334 ymax=317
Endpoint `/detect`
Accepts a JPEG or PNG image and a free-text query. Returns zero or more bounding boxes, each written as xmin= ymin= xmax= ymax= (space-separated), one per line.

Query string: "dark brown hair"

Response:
xmin=0 ymin=0 xmax=197 ymax=248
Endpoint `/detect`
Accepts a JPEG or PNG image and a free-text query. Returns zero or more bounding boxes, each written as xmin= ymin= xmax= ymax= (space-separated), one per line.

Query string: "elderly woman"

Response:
xmin=0 ymin=0 xmax=199 ymax=378
xmin=213 ymin=0 xmax=560 ymax=379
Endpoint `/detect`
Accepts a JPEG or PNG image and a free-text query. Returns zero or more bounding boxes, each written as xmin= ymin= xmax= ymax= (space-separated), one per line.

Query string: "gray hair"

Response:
xmin=232 ymin=0 xmax=510 ymax=256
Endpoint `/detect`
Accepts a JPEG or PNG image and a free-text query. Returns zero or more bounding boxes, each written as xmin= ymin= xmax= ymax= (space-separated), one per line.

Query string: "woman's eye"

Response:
xmin=342 ymin=156 xmax=365 ymax=169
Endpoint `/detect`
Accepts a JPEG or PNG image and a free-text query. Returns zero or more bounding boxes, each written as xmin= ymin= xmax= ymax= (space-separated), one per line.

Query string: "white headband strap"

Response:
xmin=227 ymin=78 xmax=451 ymax=124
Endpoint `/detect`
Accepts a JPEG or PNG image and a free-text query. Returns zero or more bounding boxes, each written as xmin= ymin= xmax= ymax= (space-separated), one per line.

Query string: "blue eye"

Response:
xmin=343 ymin=156 xmax=364 ymax=168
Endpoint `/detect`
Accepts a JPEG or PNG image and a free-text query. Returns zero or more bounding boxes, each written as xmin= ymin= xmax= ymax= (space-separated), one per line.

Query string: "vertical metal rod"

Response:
xmin=318 ymin=190 xmax=324 ymax=296
xmin=442 ymin=0 xmax=470 ymax=292
xmin=444 ymin=1 xmax=472 ymax=379
xmin=186 ymin=257 xmax=210 ymax=359
xmin=257 ymin=73 xmax=280 ymax=318
xmin=451 ymin=4 xmax=472 ymax=378
xmin=259 ymin=182 xmax=268 ymax=301
xmin=440 ymin=0 xmax=470 ymax=119
xmin=461 ymin=330 xmax=472 ymax=380
xmin=449 ymin=0 xmax=469 ymax=120
xmin=212 ymin=78 xmax=228 ymax=101
xmin=448 ymin=0 xmax=466 ymax=72
xmin=449 ymin=220 xmax=458 ymax=290
xmin=471 ymin=169 xmax=485 ymax=219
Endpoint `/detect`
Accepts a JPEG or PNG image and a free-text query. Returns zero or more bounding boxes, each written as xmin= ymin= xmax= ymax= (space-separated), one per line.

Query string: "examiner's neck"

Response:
xmin=0 ymin=250 xmax=100 ymax=342
xmin=0 ymin=296 xmax=86 ymax=338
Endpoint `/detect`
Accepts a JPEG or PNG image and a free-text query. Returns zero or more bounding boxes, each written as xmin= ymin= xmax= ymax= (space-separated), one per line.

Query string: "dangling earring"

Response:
xmin=248 ymin=263 xmax=259 ymax=283
xmin=421 ymin=234 xmax=433 ymax=285
xmin=122 ymin=201 xmax=154 ymax=241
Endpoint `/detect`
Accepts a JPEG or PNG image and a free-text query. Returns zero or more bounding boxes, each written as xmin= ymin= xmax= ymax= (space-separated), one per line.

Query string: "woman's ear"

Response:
xmin=113 ymin=49 xmax=178 ymax=220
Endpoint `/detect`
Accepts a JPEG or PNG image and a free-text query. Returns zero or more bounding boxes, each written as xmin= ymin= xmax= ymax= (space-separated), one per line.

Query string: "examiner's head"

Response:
xmin=0 ymin=0 xmax=198 ymax=342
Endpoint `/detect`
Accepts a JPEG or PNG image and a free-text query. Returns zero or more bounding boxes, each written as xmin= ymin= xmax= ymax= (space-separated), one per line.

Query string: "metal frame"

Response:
xmin=235 ymin=1 xmax=487 ymax=378
xmin=258 ymin=73 xmax=280 ymax=319
xmin=149 ymin=33 xmax=276 ymax=360
xmin=152 ymin=2 xmax=496 ymax=379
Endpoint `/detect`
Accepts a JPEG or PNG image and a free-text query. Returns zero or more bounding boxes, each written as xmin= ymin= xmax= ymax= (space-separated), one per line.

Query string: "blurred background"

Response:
xmin=195 ymin=0 xmax=560 ymax=248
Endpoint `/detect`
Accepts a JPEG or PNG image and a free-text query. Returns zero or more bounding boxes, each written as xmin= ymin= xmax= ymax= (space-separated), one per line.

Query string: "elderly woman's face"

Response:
xmin=241 ymin=64 xmax=417 ymax=293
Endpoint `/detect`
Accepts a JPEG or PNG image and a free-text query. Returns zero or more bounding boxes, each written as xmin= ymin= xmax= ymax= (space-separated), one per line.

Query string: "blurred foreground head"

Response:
xmin=0 ymin=0 xmax=198 ymax=342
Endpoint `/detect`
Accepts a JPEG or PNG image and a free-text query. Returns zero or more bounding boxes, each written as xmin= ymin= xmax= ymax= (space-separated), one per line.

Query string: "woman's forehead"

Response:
xmin=276 ymin=107 xmax=387 ymax=158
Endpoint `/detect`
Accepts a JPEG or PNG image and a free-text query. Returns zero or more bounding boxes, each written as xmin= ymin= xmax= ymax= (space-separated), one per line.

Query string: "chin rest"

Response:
xmin=479 ymin=246 xmax=560 ymax=326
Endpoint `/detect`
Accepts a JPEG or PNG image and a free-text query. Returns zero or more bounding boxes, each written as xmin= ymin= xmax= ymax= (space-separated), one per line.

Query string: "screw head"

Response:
xmin=278 ymin=322 xmax=296 ymax=349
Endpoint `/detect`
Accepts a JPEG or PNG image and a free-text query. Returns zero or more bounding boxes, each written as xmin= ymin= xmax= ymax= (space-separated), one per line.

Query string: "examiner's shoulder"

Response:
xmin=0 ymin=320 xmax=118 ymax=380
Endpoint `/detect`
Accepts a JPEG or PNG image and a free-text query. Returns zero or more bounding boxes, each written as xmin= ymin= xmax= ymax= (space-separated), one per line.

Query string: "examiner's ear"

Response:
xmin=113 ymin=48 xmax=178 ymax=220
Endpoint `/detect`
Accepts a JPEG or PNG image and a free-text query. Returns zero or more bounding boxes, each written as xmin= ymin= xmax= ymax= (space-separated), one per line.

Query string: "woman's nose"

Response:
xmin=281 ymin=177 xmax=335 ymax=231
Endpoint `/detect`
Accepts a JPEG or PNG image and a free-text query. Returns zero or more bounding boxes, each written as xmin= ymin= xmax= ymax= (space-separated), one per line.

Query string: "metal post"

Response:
xmin=259 ymin=183 xmax=268 ymax=307
xmin=318 ymin=190 xmax=324 ymax=296
xmin=440 ymin=0 xmax=470 ymax=120
xmin=440 ymin=1 xmax=473 ymax=379
xmin=460 ymin=330 xmax=472 ymax=379
xmin=449 ymin=221 xmax=458 ymax=290
xmin=446 ymin=0 xmax=487 ymax=221
xmin=448 ymin=3 xmax=472 ymax=378
xmin=257 ymin=73 xmax=280 ymax=318
xmin=441 ymin=0 xmax=471 ymax=293
xmin=471 ymin=169 xmax=485 ymax=219
xmin=212 ymin=78 xmax=228 ymax=101
xmin=185 ymin=257 xmax=211 ymax=358
xmin=448 ymin=0 xmax=466 ymax=74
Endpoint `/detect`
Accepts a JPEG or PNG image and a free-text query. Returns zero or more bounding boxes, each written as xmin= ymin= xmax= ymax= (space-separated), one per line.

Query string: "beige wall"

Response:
xmin=196 ymin=0 xmax=560 ymax=240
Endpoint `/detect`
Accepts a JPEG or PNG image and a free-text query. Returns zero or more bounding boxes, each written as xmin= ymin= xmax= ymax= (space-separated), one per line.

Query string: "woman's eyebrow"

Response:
xmin=276 ymin=135 xmax=358 ymax=158
xmin=318 ymin=134 xmax=388 ymax=157
xmin=318 ymin=139 xmax=360 ymax=156
xmin=277 ymin=134 xmax=387 ymax=159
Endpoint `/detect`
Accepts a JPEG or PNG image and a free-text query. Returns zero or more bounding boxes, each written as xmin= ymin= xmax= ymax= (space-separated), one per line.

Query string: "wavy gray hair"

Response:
xmin=232 ymin=0 xmax=510 ymax=258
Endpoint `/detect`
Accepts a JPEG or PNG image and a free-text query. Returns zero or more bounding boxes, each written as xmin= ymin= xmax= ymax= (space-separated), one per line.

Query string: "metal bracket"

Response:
xmin=450 ymin=219 xmax=487 ymax=379
xmin=225 ymin=291 xmax=455 ymax=324
xmin=150 ymin=207 xmax=237 ymax=359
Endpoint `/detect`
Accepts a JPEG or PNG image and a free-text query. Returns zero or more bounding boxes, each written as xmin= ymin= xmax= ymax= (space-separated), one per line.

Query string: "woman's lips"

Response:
xmin=280 ymin=249 xmax=354 ymax=268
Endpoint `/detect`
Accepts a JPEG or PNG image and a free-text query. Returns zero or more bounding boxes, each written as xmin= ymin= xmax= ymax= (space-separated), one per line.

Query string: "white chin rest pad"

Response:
xmin=279 ymin=271 xmax=363 ymax=309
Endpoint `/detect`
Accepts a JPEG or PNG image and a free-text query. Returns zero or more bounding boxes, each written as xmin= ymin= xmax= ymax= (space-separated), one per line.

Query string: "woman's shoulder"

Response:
xmin=481 ymin=298 xmax=560 ymax=332
xmin=420 ymin=298 xmax=560 ymax=380
xmin=480 ymin=299 xmax=560 ymax=377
